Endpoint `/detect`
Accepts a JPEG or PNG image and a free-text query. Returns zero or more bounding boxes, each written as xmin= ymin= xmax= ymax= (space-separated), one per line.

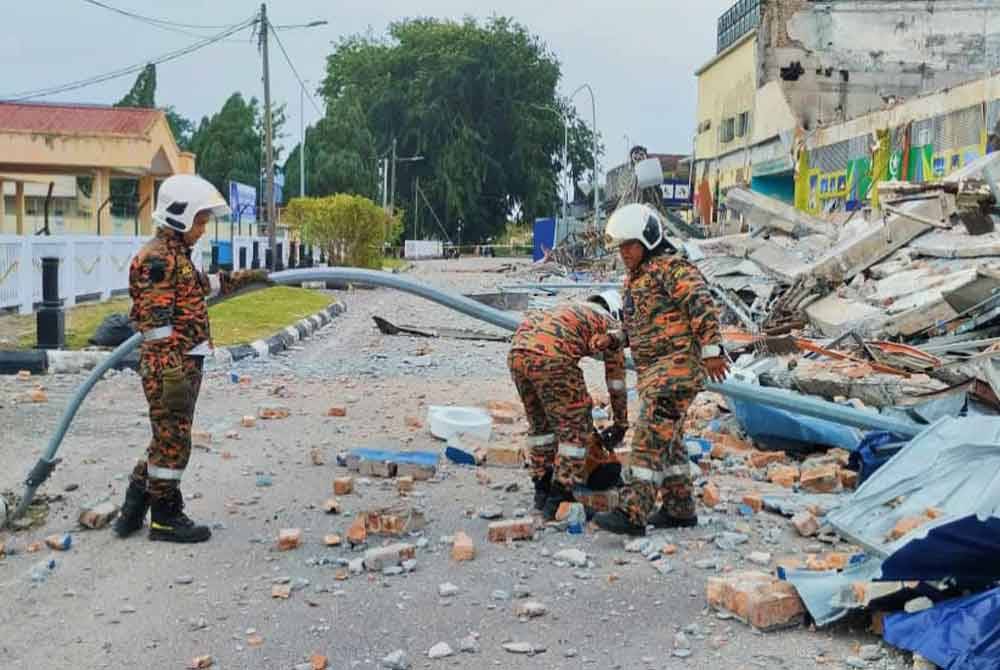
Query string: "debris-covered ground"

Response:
xmin=0 ymin=258 xmax=915 ymax=670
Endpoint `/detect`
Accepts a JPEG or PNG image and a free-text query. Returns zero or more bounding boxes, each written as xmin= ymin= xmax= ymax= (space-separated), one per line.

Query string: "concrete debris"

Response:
xmin=381 ymin=650 xmax=411 ymax=670
xmin=78 ymin=501 xmax=119 ymax=529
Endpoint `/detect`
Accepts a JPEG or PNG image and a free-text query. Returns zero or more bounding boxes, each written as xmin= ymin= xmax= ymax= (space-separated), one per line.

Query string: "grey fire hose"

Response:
xmin=8 ymin=268 xmax=919 ymax=526
xmin=11 ymin=332 xmax=144 ymax=522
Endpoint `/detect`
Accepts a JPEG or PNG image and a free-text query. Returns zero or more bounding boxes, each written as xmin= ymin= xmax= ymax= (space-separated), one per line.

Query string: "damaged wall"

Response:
xmin=765 ymin=0 xmax=1000 ymax=130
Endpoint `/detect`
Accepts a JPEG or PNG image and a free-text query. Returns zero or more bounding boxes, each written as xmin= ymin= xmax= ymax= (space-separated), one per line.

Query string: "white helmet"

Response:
xmin=152 ymin=174 xmax=230 ymax=233
xmin=587 ymin=290 xmax=623 ymax=322
xmin=605 ymin=203 xmax=663 ymax=251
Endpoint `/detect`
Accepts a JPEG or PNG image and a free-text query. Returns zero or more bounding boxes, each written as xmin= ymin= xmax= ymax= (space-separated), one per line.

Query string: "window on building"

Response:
xmin=720 ymin=118 xmax=736 ymax=143
xmin=736 ymin=111 xmax=751 ymax=138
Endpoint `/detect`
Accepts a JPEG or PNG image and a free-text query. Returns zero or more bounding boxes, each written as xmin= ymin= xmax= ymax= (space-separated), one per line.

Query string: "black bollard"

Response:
xmin=36 ymin=257 xmax=65 ymax=350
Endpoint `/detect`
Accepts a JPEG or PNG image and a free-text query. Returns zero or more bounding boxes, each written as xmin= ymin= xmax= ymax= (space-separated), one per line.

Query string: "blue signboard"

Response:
xmin=228 ymin=181 xmax=257 ymax=224
xmin=274 ymin=171 xmax=285 ymax=204
xmin=661 ymin=180 xmax=691 ymax=206
xmin=533 ymin=218 xmax=556 ymax=261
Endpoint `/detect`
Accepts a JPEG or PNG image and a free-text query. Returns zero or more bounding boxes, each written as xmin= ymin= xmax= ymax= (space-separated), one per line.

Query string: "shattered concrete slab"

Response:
xmin=804 ymin=294 xmax=886 ymax=337
xmin=911 ymin=231 xmax=1000 ymax=259
xmin=726 ymin=187 xmax=833 ymax=238
xmin=749 ymin=244 xmax=814 ymax=283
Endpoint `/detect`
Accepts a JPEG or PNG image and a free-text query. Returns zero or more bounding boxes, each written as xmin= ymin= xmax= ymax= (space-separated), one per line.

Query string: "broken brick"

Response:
xmin=241 ymin=415 xmax=257 ymax=428
xmin=278 ymin=528 xmax=302 ymax=551
xmin=769 ymin=464 xmax=799 ymax=489
xmin=78 ymin=501 xmax=119 ymax=530
xmin=346 ymin=516 xmax=367 ymax=546
xmin=791 ymin=511 xmax=820 ymax=538
xmin=192 ymin=431 xmax=212 ymax=449
xmin=451 ymin=531 xmax=475 ymax=561
xmin=310 ymin=654 xmax=329 ymax=670
xmin=575 ymin=488 xmax=620 ymax=514
xmin=702 ymin=481 xmax=721 ymax=508
xmin=707 ymin=432 xmax=753 ymax=459
xmin=748 ymin=451 xmax=786 ymax=469
xmin=487 ymin=400 xmax=520 ymax=424
xmin=396 ymin=476 xmax=414 ymax=494
xmin=799 ymin=465 xmax=841 ymax=494
xmin=45 ymin=534 xmax=71 ymax=551
xmin=16 ymin=370 xmax=31 ymax=381
xmin=189 ymin=656 xmax=214 ymax=669
xmin=333 ymin=477 xmax=354 ymax=496
xmin=28 ymin=388 xmax=48 ymax=403
xmin=326 ymin=406 xmax=347 ymax=417
xmin=362 ymin=542 xmax=415 ymax=571
xmin=323 ymin=534 xmax=341 ymax=547
xmin=839 ymin=469 xmax=859 ymax=489
xmin=775 ymin=556 xmax=803 ymax=573
xmin=396 ymin=462 xmax=436 ymax=480
xmin=662 ymin=544 xmax=678 ymax=556
xmin=475 ymin=469 xmax=491 ymax=486
xmin=828 ymin=448 xmax=852 ymax=467
xmin=488 ymin=518 xmax=535 ymax=543
xmin=358 ymin=459 xmax=397 ymax=478
xmin=258 ymin=406 xmax=290 ymax=420
xmin=405 ymin=416 xmax=423 ymax=429
xmin=485 ymin=444 xmax=524 ymax=468
xmin=706 ymin=570 xmax=805 ymax=631
xmin=247 ymin=634 xmax=264 ymax=648
xmin=925 ymin=507 xmax=944 ymax=520
xmin=887 ymin=515 xmax=927 ymax=541
xmin=310 ymin=449 xmax=325 ymax=466
xmin=554 ymin=502 xmax=574 ymax=522
xmin=805 ymin=552 xmax=850 ymax=571
xmin=742 ymin=494 xmax=764 ymax=513
xmin=323 ymin=498 xmax=340 ymax=514
xmin=363 ymin=505 xmax=426 ymax=537
xmin=271 ymin=584 xmax=291 ymax=599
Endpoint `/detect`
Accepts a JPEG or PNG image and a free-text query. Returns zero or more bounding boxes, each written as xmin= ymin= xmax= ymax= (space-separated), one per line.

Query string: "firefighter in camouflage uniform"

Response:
xmin=113 ymin=174 xmax=268 ymax=543
xmin=508 ymin=292 xmax=629 ymax=520
xmin=591 ymin=203 xmax=729 ymax=537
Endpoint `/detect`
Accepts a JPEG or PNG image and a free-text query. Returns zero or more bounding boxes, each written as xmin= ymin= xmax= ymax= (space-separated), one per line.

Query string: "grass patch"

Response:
xmin=381 ymin=256 xmax=409 ymax=271
xmin=14 ymin=296 xmax=131 ymax=350
xmin=8 ymin=286 xmax=333 ymax=350
xmin=208 ymin=286 xmax=333 ymax=347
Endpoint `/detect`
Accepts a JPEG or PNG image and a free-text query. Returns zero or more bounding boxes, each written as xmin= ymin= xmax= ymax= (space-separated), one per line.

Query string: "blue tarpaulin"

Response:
xmin=729 ymin=397 xmax=863 ymax=452
xmin=880 ymin=515 xmax=1000 ymax=583
xmin=884 ymin=586 xmax=1000 ymax=670
xmin=848 ymin=431 xmax=909 ymax=484
xmin=350 ymin=448 xmax=438 ymax=467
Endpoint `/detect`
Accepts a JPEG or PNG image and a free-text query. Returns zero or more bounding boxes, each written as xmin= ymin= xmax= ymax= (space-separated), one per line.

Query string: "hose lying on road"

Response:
xmin=11 ymin=332 xmax=143 ymax=523
xmin=8 ymin=268 xmax=919 ymax=526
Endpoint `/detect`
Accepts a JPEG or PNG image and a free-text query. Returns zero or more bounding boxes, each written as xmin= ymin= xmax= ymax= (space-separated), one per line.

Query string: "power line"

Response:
xmin=267 ymin=19 xmax=324 ymax=118
xmin=81 ymin=0 xmax=241 ymax=30
xmin=0 ymin=17 xmax=257 ymax=101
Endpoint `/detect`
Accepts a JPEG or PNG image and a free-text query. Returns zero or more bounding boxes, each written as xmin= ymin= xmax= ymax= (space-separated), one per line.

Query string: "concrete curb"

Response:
xmin=0 ymin=300 xmax=346 ymax=375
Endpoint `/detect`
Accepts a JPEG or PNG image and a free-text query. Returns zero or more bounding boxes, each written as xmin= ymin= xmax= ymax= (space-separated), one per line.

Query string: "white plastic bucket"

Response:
xmin=427 ymin=405 xmax=493 ymax=442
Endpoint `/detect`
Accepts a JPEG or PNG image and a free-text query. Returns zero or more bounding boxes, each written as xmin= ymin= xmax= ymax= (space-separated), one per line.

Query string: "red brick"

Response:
xmin=839 ymin=469 xmax=859 ymax=489
xmin=189 ymin=655 xmax=214 ymax=669
xmin=28 ymin=388 xmax=48 ymax=403
xmin=396 ymin=476 xmax=414 ymax=494
xmin=702 ymin=481 xmax=722 ymax=508
xmin=576 ymin=489 xmax=619 ymax=514
xmin=346 ymin=516 xmax=367 ymax=546
xmin=272 ymin=584 xmax=291 ymax=599
xmin=799 ymin=465 xmax=841 ymax=494
xmin=278 ymin=528 xmax=302 ymax=551
xmin=451 ymin=531 xmax=475 ymax=561
xmin=486 ymin=445 xmax=524 ymax=468
xmin=333 ymin=477 xmax=354 ymax=495
xmin=748 ymin=451 xmax=786 ymax=469
xmin=555 ymin=502 xmax=574 ymax=522
xmin=326 ymin=406 xmax=347 ymax=417
xmin=487 ymin=518 xmax=535 ymax=543
xmin=706 ymin=570 xmax=805 ymax=631
xmin=322 ymin=498 xmax=341 ymax=514
xmin=791 ymin=511 xmax=820 ymax=538
xmin=887 ymin=515 xmax=927 ymax=541
xmin=805 ymin=552 xmax=850 ymax=571
xmin=78 ymin=501 xmax=119 ymax=529
xmin=323 ymin=534 xmax=341 ymax=547
xmin=16 ymin=370 xmax=31 ymax=382
xmin=487 ymin=400 xmax=520 ymax=424
xmin=405 ymin=416 xmax=423 ymax=429
xmin=742 ymin=494 xmax=764 ymax=513
xmin=769 ymin=464 xmax=799 ymax=489
xmin=311 ymin=654 xmax=328 ymax=670
xmin=241 ymin=415 xmax=257 ymax=428
xmin=707 ymin=432 xmax=753 ymax=459
xmin=258 ymin=406 xmax=290 ymax=420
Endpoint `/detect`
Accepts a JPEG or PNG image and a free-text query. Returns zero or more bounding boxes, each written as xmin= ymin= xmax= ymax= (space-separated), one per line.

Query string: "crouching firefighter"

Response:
xmin=590 ymin=203 xmax=729 ymax=537
xmin=114 ymin=174 xmax=269 ymax=543
xmin=507 ymin=292 xmax=629 ymax=520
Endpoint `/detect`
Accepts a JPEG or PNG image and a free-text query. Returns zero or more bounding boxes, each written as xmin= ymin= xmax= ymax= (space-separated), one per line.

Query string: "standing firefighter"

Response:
xmin=507 ymin=292 xmax=629 ymax=519
xmin=591 ymin=203 xmax=729 ymax=536
xmin=113 ymin=174 xmax=266 ymax=543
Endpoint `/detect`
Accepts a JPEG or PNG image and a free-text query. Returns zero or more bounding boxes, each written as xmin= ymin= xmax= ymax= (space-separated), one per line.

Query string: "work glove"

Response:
xmin=161 ymin=365 xmax=193 ymax=414
xmin=599 ymin=424 xmax=627 ymax=450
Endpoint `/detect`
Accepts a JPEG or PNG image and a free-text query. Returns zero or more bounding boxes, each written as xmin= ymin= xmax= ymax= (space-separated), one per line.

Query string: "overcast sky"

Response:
xmin=3 ymin=1 xmax=732 ymax=170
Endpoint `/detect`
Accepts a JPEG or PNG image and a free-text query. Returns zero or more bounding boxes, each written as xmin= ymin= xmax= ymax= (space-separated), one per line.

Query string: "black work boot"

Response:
xmin=113 ymin=481 xmax=150 ymax=538
xmin=541 ymin=482 xmax=575 ymax=521
xmin=648 ymin=507 xmax=698 ymax=529
xmin=593 ymin=509 xmax=647 ymax=537
xmin=532 ymin=469 xmax=553 ymax=511
xmin=149 ymin=490 xmax=212 ymax=543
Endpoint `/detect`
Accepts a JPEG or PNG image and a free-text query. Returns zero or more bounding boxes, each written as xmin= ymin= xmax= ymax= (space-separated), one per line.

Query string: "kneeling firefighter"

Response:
xmin=507 ymin=292 xmax=629 ymax=520
xmin=590 ymin=203 xmax=729 ymax=537
xmin=114 ymin=174 xmax=269 ymax=543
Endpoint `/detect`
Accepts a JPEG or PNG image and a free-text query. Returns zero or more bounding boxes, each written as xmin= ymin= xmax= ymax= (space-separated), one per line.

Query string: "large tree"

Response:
xmin=307 ymin=16 xmax=600 ymax=243
xmin=188 ymin=93 xmax=286 ymax=206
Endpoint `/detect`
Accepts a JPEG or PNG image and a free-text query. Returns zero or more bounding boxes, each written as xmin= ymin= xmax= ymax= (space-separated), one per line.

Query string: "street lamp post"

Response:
xmin=299 ymin=79 xmax=309 ymax=199
xmin=570 ymin=84 xmax=599 ymax=225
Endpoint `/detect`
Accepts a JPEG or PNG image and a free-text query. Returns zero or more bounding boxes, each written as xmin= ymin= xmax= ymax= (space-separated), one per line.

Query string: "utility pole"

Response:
xmin=413 ymin=176 xmax=419 ymax=240
xmin=299 ymin=82 xmax=305 ymax=198
xmin=389 ymin=137 xmax=397 ymax=215
xmin=260 ymin=3 xmax=276 ymax=270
